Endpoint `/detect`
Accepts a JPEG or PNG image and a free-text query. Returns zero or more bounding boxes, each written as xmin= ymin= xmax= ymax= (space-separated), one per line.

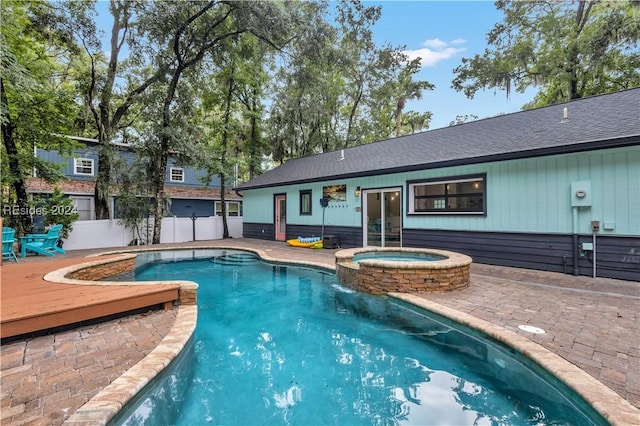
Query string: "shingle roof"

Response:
xmin=237 ymin=88 xmax=640 ymax=190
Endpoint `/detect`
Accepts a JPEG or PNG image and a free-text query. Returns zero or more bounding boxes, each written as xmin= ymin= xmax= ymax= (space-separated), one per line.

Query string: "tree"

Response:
xmin=266 ymin=0 xmax=434 ymax=163
xmin=69 ymin=0 xmax=168 ymax=220
xmin=403 ymin=111 xmax=433 ymax=134
xmin=1 ymin=0 xmax=84 ymax=234
xmin=392 ymin=59 xmax=434 ymax=137
xmin=449 ymin=114 xmax=479 ymax=126
xmin=112 ymin=155 xmax=154 ymax=246
xmin=34 ymin=186 xmax=79 ymax=243
xmin=452 ymin=0 xmax=640 ymax=107
xmin=135 ymin=1 xmax=300 ymax=243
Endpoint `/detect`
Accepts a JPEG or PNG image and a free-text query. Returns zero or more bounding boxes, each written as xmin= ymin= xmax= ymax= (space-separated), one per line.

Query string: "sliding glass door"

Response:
xmin=363 ymin=188 xmax=402 ymax=247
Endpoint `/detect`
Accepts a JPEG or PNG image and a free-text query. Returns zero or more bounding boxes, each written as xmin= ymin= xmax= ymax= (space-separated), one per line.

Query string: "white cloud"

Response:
xmin=422 ymin=38 xmax=448 ymax=49
xmin=403 ymin=38 xmax=466 ymax=67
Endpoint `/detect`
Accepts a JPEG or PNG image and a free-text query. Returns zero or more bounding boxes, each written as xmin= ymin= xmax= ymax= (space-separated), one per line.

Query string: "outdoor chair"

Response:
xmin=19 ymin=224 xmax=65 ymax=258
xmin=2 ymin=227 xmax=18 ymax=262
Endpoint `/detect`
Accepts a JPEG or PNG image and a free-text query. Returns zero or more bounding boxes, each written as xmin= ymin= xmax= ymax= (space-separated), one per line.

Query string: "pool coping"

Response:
xmin=55 ymin=245 xmax=639 ymax=425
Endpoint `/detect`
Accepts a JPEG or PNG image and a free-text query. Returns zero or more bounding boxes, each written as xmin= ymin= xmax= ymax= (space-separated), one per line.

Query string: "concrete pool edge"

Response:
xmin=390 ymin=292 xmax=640 ymax=426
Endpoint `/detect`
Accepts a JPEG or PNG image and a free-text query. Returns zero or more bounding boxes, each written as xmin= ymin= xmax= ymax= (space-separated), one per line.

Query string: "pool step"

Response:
xmin=210 ymin=253 xmax=259 ymax=265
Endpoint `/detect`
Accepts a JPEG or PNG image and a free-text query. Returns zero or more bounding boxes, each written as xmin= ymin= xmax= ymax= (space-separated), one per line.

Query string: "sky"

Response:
xmin=368 ymin=1 xmax=537 ymax=130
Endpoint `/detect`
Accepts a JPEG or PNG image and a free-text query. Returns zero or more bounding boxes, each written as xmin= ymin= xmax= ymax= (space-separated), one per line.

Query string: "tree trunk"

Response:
xmin=94 ymin=139 xmax=111 ymax=220
xmin=344 ymin=80 xmax=363 ymax=148
xmin=220 ymin=70 xmax=235 ymax=239
xmin=1 ymin=78 xmax=32 ymax=234
xmin=151 ymin=149 xmax=168 ymax=244
xmin=248 ymin=89 xmax=259 ymax=180
xmin=395 ymin=97 xmax=405 ymax=138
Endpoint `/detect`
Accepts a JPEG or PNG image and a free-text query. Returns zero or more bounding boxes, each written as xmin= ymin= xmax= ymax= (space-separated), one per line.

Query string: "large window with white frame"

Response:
xmin=74 ymin=158 xmax=94 ymax=176
xmin=407 ymin=174 xmax=486 ymax=215
xmin=170 ymin=167 xmax=184 ymax=182
xmin=215 ymin=201 xmax=243 ymax=217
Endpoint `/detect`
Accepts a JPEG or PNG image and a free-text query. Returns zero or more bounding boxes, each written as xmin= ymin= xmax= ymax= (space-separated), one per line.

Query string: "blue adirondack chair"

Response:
xmin=19 ymin=224 xmax=65 ymax=258
xmin=2 ymin=227 xmax=18 ymax=262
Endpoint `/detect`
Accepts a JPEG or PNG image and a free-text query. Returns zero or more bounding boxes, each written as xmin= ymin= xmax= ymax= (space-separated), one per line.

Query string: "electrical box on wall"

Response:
xmin=570 ymin=181 xmax=592 ymax=207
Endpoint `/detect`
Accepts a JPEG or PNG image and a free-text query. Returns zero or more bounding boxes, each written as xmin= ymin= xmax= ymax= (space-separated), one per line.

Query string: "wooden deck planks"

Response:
xmin=1 ymin=257 xmax=181 ymax=339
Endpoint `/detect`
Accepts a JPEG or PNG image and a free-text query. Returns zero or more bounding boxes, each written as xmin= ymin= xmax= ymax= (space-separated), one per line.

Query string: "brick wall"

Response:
xmin=67 ymin=258 xmax=135 ymax=281
xmin=356 ymin=264 xmax=469 ymax=295
xmin=335 ymin=248 xmax=471 ymax=295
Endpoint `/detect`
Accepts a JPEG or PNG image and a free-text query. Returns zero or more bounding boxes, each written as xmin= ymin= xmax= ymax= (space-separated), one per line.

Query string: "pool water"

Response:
xmin=115 ymin=249 xmax=605 ymax=425
xmin=353 ymin=251 xmax=447 ymax=263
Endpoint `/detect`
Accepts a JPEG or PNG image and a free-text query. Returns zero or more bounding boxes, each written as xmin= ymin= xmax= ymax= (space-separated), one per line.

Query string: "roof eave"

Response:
xmin=236 ymin=134 xmax=639 ymax=191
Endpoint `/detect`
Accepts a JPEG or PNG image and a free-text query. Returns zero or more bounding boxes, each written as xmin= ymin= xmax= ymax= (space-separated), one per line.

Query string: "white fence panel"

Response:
xmin=62 ymin=216 xmax=244 ymax=250
xmin=227 ymin=217 xmax=243 ymax=238
xmin=64 ymin=220 xmax=134 ymax=250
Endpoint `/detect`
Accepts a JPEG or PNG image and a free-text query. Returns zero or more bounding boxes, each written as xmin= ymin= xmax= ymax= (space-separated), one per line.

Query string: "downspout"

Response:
xmin=572 ymin=207 xmax=579 ymax=276
xmin=592 ymin=229 xmax=597 ymax=278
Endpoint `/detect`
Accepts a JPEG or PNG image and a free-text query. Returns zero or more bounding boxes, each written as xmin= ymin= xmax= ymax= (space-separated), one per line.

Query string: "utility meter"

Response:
xmin=571 ymin=181 xmax=592 ymax=207
xmin=591 ymin=220 xmax=600 ymax=232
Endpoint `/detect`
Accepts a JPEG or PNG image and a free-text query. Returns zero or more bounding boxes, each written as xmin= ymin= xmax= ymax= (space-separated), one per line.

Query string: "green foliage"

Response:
xmin=1 ymin=0 xmax=88 ymax=234
xmin=2 ymin=0 xmax=441 ymax=234
xmin=35 ymin=187 xmax=79 ymax=241
xmin=449 ymin=114 xmax=480 ymax=126
xmin=452 ymin=0 xmax=640 ymax=107
xmin=266 ymin=0 xmax=434 ymax=163
xmin=113 ymin=156 xmax=155 ymax=245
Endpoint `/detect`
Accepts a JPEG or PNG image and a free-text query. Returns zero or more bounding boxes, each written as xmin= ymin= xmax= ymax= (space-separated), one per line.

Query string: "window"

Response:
xmin=300 ymin=190 xmax=312 ymax=215
xmin=74 ymin=158 xmax=94 ymax=176
xmin=170 ymin=167 xmax=184 ymax=182
xmin=72 ymin=197 xmax=94 ymax=220
xmin=408 ymin=174 xmax=485 ymax=215
xmin=216 ymin=201 xmax=243 ymax=216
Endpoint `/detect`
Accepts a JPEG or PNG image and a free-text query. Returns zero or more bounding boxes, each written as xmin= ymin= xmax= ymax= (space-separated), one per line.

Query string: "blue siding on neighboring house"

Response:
xmin=37 ymin=148 xmax=99 ymax=181
xmin=166 ymin=161 xmax=219 ymax=187
xmin=37 ymin=144 xmax=221 ymax=187
xmin=169 ymin=199 xmax=215 ymax=217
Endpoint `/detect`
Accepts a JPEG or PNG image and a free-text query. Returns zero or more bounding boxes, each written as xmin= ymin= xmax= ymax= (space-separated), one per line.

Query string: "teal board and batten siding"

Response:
xmin=242 ymin=146 xmax=639 ymax=280
xmin=245 ymin=146 xmax=639 ymax=235
xmin=242 ymin=184 xmax=364 ymax=229
xmin=402 ymin=146 xmax=639 ymax=236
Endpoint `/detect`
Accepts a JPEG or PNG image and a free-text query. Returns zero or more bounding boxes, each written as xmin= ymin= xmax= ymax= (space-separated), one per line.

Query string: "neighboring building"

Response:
xmin=236 ymin=88 xmax=640 ymax=281
xmin=27 ymin=137 xmax=242 ymax=222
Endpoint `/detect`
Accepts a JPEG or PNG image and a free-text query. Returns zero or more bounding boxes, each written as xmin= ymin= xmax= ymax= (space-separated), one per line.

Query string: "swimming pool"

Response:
xmin=113 ymin=249 xmax=606 ymax=425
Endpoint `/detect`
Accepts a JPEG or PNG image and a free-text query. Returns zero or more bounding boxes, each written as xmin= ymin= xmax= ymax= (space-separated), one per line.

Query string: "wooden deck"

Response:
xmin=0 ymin=256 xmax=180 ymax=339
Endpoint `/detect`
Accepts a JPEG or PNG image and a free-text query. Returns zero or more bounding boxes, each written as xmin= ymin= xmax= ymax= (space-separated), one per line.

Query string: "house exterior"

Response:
xmin=236 ymin=88 xmax=640 ymax=281
xmin=27 ymin=137 xmax=242 ymax=222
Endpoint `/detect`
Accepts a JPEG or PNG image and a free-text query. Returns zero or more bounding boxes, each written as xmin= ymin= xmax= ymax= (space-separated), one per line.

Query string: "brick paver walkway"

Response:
xmin=1 ymin=239 xmax=638 ymax=424
xmin=424 ymin=264 xmax=640 ymax=408
xmin=1 ymin=310 xmax=177 ymax=425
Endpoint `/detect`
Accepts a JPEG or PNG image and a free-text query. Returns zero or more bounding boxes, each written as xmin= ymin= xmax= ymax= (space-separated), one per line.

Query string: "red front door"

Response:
xmin=275 ymin=195 xmax=286 ymax=241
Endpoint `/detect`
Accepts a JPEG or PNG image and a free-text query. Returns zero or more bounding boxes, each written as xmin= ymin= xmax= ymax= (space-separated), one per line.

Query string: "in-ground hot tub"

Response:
xmin=335 ymin=247 xmax=472 ymax=295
